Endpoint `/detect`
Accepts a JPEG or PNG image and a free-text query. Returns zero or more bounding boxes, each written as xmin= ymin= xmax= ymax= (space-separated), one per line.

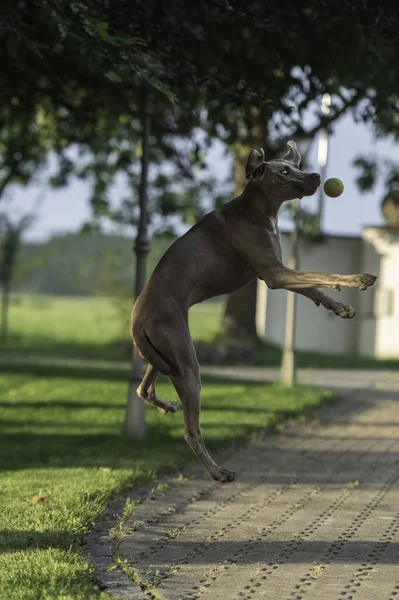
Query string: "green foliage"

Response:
xmin=353 ymin=156 xmax=380 ymax=192
xmin=0 ymin=1 xmax=172 ymax=102
xmin=282 ymin=202 xmax=325 ymax=244
xmin=2 ymin=1 xmax=399 ymax=232
xmin=0 ymin=107 xmax=55 ymax=200
xmin=299 ymin=209 xmax=326 ymax=243
xmin=353 ymin=153 xmax=399 ymax=204
xmin=0 ymin=0 xmax=398 ymax=276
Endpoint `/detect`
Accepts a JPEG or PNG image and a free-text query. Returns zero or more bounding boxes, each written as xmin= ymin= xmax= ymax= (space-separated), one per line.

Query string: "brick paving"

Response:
xmin=85 ymin=373 xmax=399 ymax=599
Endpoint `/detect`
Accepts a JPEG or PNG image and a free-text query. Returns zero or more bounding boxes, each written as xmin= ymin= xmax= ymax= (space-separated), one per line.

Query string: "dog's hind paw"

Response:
xmin=212 ymin=467 xmax=236 ymax=483
xmin=159 ymin=401 xmax=179 ymax=415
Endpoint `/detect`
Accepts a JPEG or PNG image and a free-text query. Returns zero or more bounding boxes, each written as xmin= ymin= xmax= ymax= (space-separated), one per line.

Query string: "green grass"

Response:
xmin=255 ymin=342 xmax=399 ymax=370
xmin=0 ymin=363 xmax=331 ymax=600
xmin=2 ymin=294 xmax=224 ymax=361
xmin=5 ymin=294 xmax=399 ymax=371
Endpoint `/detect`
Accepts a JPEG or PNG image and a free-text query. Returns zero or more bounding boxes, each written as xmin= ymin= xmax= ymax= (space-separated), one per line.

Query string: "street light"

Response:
xmin=123 ymin=88 xmax=153 ymax=440
xmin=280 ymin=195 xmax=301 ymax=386
xmin=280 ymin=138 xmax=315 ymax=386
xmin=317 ymin=93 xmax=331 ymax=229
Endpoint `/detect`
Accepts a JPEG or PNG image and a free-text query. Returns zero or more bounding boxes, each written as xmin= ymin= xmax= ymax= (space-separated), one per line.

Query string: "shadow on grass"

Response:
xmin=0 ymin=359 xmax=270 ymax=386
xmin=0 ymin=335 xmax=130 ymax=362
xmin=0 ymin=400 xmax=281 ymax=414
xmin=0 ymin=403 xmax=328 ymax=474
xmin=0 ymin=426 xmax=180 ymax=475
xmin=0 ymin=529 xmax=77 ymax=554
xmin=2 ymin=387 xmax=398 ymax=473
xmin=0 ymin=400 xmax=127 ymax=410
xmin=3 ymin=330 xmax=399 ymax=372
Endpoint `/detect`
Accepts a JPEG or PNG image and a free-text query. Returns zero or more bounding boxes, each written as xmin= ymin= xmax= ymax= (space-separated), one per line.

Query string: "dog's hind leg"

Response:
xmin=137 ymin=364 xmax=178 ymax=415
xmin=139 ymin=311 xmax=234 ymax=481
xmin=171 ymin=365 xmax=235 ymax=484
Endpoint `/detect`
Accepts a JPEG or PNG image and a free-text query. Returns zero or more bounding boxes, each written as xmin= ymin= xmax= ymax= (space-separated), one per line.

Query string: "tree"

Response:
xmin=352 ymin=97 xmax=399 ymax=205
xmin=212 ymin=22 xmax=399 ymax=341
xmin=2 ymin=1 xmax=399 ymax=348
xmin=2 ymin=1 xmax=399 ymax=232
xmin=48 ymin=1 xmax=399 ymax=345
xmin=0 ymin=211 xmax=35 ymax=339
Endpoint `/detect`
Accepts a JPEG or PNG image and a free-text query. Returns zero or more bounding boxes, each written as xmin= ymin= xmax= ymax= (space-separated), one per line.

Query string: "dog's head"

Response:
xmin=245 ymin=141 xmax=320 ymax=201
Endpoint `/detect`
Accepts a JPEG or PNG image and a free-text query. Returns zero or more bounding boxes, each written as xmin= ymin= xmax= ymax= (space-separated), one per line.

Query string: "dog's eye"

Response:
xmin=281 ymin=169 xmax=289 ymax=175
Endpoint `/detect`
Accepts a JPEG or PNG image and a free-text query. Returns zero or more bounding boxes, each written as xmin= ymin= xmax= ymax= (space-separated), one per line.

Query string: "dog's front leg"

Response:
xmin=293 ymin=287 xmax=356 ymax=319
xmin=227 ymin=223 xmax=376 ymax=293
xmin=267 ymin=266 xmax=377 ymax=292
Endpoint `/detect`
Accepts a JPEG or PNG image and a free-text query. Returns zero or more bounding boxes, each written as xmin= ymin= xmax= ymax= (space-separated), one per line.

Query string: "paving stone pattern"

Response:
xmin=87 ymin=378 xmax=399 ymax=599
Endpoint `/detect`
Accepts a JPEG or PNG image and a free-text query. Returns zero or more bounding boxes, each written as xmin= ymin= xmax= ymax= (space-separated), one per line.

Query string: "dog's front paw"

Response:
xmin=353 ymin=273 xmax=378 ymax=291
xmin=212 ymin=467 xmax=236 ymax=483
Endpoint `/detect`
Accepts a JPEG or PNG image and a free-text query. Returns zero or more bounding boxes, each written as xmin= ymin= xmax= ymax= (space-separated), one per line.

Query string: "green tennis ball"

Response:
xmin=324 ymin=178 xmax=344 ymax=198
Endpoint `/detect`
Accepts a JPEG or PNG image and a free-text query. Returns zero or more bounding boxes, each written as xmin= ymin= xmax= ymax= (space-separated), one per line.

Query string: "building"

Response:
xmin=256 ymin=226 xmax=399 ymax=358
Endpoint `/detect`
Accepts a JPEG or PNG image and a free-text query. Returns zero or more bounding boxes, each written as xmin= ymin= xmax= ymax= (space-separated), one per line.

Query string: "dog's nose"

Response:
xmin=309 ymin=173 xmax=321 ymax=181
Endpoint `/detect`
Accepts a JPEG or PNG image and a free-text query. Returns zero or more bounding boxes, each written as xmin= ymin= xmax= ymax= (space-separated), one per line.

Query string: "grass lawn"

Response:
xmin=2 ymin=294 xmax=224 ymax=361
xmin=0 ymin=362 xmax=331 ymax=600
xmin=4 ymin=294 xmax=399 ymax=371
xmin=255 ymin=343 xmax=399 ymax=370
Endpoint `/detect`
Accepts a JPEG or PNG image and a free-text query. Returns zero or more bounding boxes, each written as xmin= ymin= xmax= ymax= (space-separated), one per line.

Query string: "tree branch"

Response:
xmin=272 ymin=90 xmax=362 ymax=158
xmin=0 ymin=165 xmax=18 ymax=200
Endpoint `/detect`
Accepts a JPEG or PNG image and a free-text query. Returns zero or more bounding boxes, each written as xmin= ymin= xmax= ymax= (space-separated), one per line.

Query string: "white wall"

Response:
xmin=258 ymin=233 xmax=362 ymax=355
xmin=356 ymin=232 xmax=380 ymax=357
xmin=358 ymin=228 xmax=399 ymax=358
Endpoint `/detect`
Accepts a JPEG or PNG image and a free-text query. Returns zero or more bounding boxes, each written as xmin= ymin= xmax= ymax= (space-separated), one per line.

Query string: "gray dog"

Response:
xmin=131 ymin=140 xmax=377 ymax=483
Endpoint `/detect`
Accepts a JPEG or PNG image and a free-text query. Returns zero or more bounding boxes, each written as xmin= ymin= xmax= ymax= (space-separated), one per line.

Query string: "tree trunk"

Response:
xmin=218 ymin=107 xmax=265 ymax=341
xmin=221 ymin=278 xmax=258 ymax=340
xmin=1 ymin=280 xmax=10 ymax=340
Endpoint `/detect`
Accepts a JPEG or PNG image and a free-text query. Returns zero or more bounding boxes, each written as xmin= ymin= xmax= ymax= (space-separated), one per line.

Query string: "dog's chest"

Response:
xmin=264 ymin=217 xmax=283 ymax=262
xmin=191 ymin=255 xmax=256 ymax=305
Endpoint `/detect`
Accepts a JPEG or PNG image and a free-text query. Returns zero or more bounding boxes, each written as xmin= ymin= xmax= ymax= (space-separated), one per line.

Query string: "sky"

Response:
xmin=10 ymin=112 xmax=397 ymax=243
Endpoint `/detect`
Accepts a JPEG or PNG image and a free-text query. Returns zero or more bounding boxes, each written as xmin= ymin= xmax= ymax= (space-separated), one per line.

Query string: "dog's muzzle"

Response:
xmin=300 ymin=173 xmax=321 ymax=196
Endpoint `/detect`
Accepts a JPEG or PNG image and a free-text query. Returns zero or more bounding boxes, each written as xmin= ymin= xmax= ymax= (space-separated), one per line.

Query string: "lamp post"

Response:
xmin=280 ymin=197 xmax=301 ymax=386
xmin=123 ymin=88 xmax=152 ymax=439
xmin=280 ymin=139 xmax=314 ymax=386
xmin=317 ymin=93 xmax=331 ymax=229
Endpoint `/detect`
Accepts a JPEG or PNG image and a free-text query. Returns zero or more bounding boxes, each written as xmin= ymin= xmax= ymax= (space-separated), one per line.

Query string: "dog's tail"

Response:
xmin=133 ymin=328 xmax=172 ymax=376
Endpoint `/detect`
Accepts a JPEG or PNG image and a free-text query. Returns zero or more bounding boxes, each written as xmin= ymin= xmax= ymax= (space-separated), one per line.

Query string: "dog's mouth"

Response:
xmin=295 ymin=179 xmax=320 ymax=198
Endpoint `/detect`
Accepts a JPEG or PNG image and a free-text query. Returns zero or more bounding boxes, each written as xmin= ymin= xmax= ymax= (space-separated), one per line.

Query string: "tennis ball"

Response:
xmin=324 ymin=178 xmax=344 ymax=198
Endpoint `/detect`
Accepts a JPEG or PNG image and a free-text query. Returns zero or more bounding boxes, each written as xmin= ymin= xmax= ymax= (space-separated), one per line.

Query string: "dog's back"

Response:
xmin=134 ymin=209 xmax=256 ymax=314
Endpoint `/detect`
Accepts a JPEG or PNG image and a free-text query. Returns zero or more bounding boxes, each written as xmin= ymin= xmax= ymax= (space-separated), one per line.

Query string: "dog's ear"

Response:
xmin=282 ymin=140 xmax=301 ymax=167
xmin=245 ymin=148 xmax=266 ymax=180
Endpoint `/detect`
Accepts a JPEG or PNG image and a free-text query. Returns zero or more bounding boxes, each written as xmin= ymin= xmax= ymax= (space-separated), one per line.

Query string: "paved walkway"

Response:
xmin=86 ymin=372 xmax=399 ymax=599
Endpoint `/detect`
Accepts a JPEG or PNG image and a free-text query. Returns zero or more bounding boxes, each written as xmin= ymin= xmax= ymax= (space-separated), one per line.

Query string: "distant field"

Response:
xmin=4 ymin=294 xmax=224 ymax=357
